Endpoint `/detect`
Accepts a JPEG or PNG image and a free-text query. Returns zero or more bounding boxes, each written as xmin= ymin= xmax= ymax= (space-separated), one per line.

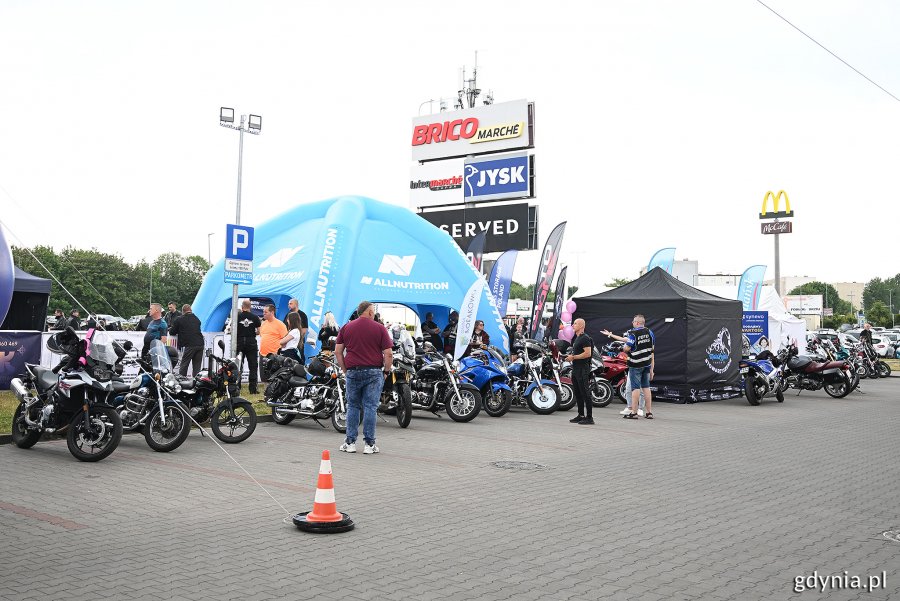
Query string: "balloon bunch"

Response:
xmin=559 ymin=300 xmax=577 ymax=342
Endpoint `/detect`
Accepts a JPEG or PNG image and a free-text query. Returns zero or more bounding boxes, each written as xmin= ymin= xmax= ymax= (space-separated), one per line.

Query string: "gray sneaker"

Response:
xmin=363 ymin=443 xmax=379 ymax=455
xmin=339 ymin=442 xmax=356 ymax=453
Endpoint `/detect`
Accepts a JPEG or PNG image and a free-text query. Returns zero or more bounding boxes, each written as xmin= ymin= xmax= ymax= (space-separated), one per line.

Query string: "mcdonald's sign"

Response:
xmin=759 ymin=190 xmax=794 ymax=220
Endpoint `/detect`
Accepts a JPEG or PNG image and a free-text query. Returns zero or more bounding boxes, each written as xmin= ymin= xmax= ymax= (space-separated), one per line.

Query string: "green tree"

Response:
xmin=604 ymin=277 xmax=632 ymax=288
xmin=866 ymin=300 xmax=892 ymax=328
xmin=509 ymin=281 xmax=533 ymax=300
xmin=567 ymin=285 xmax=579 ymax=299
xmin=863 ymin=275 xmax=900 ymax=315
xmin=787 ymin=282 xmax=851 ymax=315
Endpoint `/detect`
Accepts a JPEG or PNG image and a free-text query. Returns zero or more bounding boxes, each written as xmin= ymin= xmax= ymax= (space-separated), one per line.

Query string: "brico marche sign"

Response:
xmin=411 ymin=99 xmax=534 ymax=162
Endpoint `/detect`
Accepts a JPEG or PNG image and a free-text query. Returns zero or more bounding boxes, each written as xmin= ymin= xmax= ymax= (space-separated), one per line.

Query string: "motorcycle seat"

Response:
xmin=32 ymin=365 xmax=58 ymax=391
xmin=288 ymin=375 xmax=307 ymax=387
xmin=177 ymin=376 xmax=195 ymax=387
xmin=111 ymin=381 xmax=131 ymax=393
xmin=787 ymin=356 xmax=812 ymax=370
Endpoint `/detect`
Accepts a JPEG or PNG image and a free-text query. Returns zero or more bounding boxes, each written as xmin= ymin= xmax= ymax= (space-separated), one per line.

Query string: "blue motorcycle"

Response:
xmin=740 ymin=348 xmax=788 ymax=406
xmin=506 ymin=341 xmax=561 ymax=414
xmin=458 ymin=347 xmax=513 ymax=417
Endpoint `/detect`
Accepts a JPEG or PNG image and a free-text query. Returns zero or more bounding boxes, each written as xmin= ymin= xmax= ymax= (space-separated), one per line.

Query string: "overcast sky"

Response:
xmin=1 ymin=0 xmax=898 ymax=298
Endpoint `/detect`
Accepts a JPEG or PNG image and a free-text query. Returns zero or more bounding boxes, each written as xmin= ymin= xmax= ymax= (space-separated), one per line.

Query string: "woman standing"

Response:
xmin=280 ymin=312 xmax=303 ymax=362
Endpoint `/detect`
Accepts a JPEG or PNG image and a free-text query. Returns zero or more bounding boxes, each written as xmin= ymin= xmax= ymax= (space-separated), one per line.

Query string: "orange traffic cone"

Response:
xmin=293 ymin=450 xmax=355 ymax=533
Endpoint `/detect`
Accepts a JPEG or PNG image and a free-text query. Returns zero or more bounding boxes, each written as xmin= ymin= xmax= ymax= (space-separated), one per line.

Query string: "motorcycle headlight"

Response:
xmin=164 ymin=374 xmax=177 ymax=388
xmin=452 ymin=360 xmax=460 ymax=371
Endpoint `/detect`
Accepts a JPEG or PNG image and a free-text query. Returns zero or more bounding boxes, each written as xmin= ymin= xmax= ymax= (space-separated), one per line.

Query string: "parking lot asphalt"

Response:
xmin=1 ymin=376 xmax=898 ymax=601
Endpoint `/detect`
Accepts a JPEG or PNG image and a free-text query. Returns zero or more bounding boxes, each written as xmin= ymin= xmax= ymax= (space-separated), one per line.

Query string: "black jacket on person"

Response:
xmin=66 ymin=316 xmax=81 ymax=330
xmin=137 ymin=314 xmax=152 ymax=331
xmin=165 ymin=310 xmax=182 ymax=328
xmin=51 ymin=316 xmax=66 ymax=330
xmin=169 ymin=312 xmax=203 ymax=349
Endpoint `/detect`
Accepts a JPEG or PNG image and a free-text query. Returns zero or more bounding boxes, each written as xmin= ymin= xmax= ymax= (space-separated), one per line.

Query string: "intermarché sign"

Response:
xmin=761 ymin=221 xmax=792 ymax=235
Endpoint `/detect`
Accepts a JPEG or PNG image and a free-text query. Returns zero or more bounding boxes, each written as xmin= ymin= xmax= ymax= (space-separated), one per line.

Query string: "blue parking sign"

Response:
xmin=226 ymin=225 xmax=254 ymax=261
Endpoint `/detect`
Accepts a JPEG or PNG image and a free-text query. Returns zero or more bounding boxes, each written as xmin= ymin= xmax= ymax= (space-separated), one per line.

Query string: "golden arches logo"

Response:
xmin=759 ymin=190 xmax=794 ymax=219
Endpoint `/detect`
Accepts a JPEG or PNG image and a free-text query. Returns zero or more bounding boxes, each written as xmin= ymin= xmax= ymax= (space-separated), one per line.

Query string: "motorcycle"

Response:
xmin=378 ymin=329 xmax=415 ymax=428
xmin=458 ymin=346 xmax=513 ymax=417
xmin=265 ymin=352 xmax=348 ymax=432
xmin=113 ymin=340 xmax=191 ymax=452
xmin=782 ymin=343 xmax=855 ymax=398
xmin=10 ymin=327 xmax=124 ymax=462
xmin=816 ymin=339 xmax=860 ymax=393
xmin=506 ymin=340 xmax=561 ymax=415
xmin=739 ymin=348 xmax=788 ymax=405
xmin=411 ymin=343 xmax=482 ymax=422
xmin=173 ymin=340 xmax=257 ymax=443
xmin=555 ymin=339 xmax=614 ymax=409
xmin=594 ymin=341 xmax=629 ymax=403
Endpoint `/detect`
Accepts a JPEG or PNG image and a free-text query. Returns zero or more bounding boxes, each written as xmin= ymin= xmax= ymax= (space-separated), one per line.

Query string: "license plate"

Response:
xmin=740 ymin=368 xmax=749 ymax=374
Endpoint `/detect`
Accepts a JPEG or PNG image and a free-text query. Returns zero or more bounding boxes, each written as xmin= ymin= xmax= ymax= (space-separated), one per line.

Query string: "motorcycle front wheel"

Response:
xmin=483 ymin=387 xmax=512 ymax=417
xmin=615 ymin=379 xmax=628 ymax=403
xmin=444 ymin=386 xmax=481 ymax=422
xmin=67 ymin=405 xmax=123 ymax=462
xmin=11 ymin=404 xmax=41 ymax=449
xmin=395 ymin=383 xmax=412 ymax=428
xmin=557 ymin=382 xmax=576 ymax=411
xmin=144 ymin=405 xmax=190 ymax=452
xmin=589 ymin=377 xmax=613 ymax=408
xmin=211 ymin=400 xmax=257 ymax=443
xmin=525 ymin=384 xmax=560 ymax=415
xmin=331 ymin=405 xmax=347 ymax=433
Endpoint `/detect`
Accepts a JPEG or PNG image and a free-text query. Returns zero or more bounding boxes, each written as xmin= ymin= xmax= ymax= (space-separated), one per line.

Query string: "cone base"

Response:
xmin=292 ymin=512 xmax=355 ymax=533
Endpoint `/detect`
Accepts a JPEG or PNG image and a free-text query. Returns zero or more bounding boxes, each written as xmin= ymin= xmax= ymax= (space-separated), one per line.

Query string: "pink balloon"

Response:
xmin=565 ymin=300 xmax=577 ymax=314
xmin=560 ymin=311 xmax=572 ymax=323
xmin=562 ymin=325 xmax=575 ymax=341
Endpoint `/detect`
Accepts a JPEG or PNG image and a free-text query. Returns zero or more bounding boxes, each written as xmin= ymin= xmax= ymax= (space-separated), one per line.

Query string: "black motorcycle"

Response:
xmin=174 ymin=340 xmax=257 ymax=443
xmin=113 ymin=340 xmax=192 ymax=452
xmin=265 ymin=353 xmax=348 ymax=432
xmin=10 ymin=328 xmax=124 ymax=462
xmin=411 ymin=342 xmax=482 ymax=422
xmin=378 ymin=329 xmax=415 ymax=428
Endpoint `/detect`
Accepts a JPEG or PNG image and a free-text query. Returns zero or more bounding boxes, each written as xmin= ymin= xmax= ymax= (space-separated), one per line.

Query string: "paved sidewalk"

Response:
xmin=1 ymin=378 xmax=898 ymax=600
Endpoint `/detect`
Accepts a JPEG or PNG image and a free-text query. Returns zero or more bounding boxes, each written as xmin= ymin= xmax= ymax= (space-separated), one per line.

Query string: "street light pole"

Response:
xmin=220 ymin=108 xmax=261 ymax=356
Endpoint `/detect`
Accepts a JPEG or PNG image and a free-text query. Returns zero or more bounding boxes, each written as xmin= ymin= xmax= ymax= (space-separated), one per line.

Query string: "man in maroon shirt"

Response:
xmin=335 ymin=300 xmax=393 ymax=454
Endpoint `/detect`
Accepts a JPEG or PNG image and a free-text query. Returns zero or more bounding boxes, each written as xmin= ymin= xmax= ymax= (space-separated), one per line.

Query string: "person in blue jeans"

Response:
xmin=621 ymin=314 xmax=655 ymax=420
xmin=334 ymin=300 xmax=393 ymax=455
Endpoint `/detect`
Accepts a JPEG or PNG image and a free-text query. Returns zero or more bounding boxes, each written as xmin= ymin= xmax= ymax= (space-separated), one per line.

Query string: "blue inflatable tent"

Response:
xmin=192 ymin=196 xmax=509 ymax=358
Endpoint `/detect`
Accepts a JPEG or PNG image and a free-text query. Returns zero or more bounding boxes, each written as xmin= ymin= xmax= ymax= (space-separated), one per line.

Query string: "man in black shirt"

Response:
xmin=169 ymin=304 xmax=204 ymax=376
xmin=565 ymin=318 xmax=594 ymax=425
xmin=237 ymin=299 xmax=262 ymax=394
xmin=66 ymin=309 xmax=81 ymax=330
xmin=283 ymin=298 xmax=309 ymax=362
xmin=164 ymin=302 xmax=182 ymax=328
xmin=421 ymin=312 xmax=442 ymax=351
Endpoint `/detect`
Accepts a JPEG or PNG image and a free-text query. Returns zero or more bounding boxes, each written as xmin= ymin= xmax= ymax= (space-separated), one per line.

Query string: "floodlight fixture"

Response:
xmin=248 ymin=114 xmax=262 ymax=132
xmin=220 ymin=107 xmax=235 ymax=123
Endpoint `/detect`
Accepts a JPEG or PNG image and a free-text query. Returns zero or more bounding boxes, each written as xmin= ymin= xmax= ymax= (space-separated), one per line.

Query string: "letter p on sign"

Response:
xmin=226 ymin=224 xmax=254 ymax=261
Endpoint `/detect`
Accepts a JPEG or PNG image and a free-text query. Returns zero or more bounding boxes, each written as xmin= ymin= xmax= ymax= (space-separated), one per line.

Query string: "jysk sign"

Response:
xmin=411 ymin=99 xmax=534 ymax=162
xmin=419 ymin=203 xmax=530 ymax=253
xmin=464 ymin=153 xmax=532 ymax=202
xmin=225 ymin=224 xmax=254 ymax=285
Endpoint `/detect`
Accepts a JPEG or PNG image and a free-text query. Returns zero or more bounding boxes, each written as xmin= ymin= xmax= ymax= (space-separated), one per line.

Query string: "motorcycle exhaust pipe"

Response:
xmin=10 ymin=378 xmax=31 ymax=403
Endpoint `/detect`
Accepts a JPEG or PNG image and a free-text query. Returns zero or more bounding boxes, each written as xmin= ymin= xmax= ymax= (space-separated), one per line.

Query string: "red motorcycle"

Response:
xmin=594 ymin=350 xmax=629 ymax=405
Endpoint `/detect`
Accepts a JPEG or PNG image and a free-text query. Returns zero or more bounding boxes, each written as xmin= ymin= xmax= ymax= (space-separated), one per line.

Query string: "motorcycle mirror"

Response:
xmin=218 ymin=340 xmax=225 ymax=351
xmin=122 ymin=340 xmax=133 ymax=351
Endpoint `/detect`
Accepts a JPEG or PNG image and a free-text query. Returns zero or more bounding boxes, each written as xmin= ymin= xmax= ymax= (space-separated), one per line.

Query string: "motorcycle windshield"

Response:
xmin=86 ymin=331 xmax=120 ymax=366
xmin=396 ymin=329 xmax=416 ymax=361
xmin=149 ymin=340 xmax=173 ymax=374
xmin=485 ymin=347 xmax=506 ymax=367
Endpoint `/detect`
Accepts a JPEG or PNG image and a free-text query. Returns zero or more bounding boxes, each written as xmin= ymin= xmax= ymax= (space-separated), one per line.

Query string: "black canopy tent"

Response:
xmin=0 ymin=267 xmax=52 ymax=331
xmin=573 ymin=267 xmax=742 ymax=402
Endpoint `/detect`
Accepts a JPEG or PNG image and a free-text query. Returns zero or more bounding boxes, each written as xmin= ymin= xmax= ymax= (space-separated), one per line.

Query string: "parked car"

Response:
xmin=871 ymin=335 xmax=893 ymax=358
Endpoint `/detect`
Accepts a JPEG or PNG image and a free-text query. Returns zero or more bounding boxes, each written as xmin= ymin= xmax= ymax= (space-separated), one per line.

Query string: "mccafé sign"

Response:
xmin=411 ymin=99 xmax=534 ymax=162
xmin=761 ymin=221 xmax=792 ymax=235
